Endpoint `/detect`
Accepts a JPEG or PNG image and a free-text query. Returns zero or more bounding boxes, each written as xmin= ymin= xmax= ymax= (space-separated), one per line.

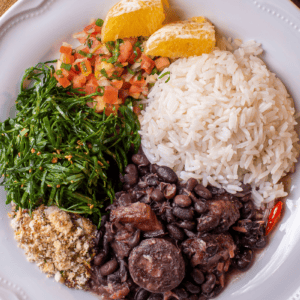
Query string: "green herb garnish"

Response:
xmin=78 ymin=50 xmax=93 ymax=58
xmin=87 ymin=39 xmax=93 ymax=49
xmin=61 ymin=63 xmax=72 ymax=71
xmin=95 ymin=19 xmax=104 ymax=27
xmin=0 ymin=62 xmax=141 ymax=227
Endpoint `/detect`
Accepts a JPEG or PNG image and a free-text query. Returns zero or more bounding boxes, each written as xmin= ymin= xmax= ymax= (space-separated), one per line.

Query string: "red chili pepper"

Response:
xmin=265 ymin=200 xmax=283 ymax=235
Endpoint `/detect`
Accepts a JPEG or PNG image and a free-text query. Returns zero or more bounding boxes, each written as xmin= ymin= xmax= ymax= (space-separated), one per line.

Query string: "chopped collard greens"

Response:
xmin=0 ymin=62 xmax=141 ymax=227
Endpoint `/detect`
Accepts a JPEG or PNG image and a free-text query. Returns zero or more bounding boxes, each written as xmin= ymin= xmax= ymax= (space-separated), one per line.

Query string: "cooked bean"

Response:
xmin=135 ymin=288 xmax=150 ymax=300
xmin=234 ymin=248 xmax=253 ymax=270
xmin=183 ymin=229 xmax=196 ymax=238
xmin=157 ymin=166 xmax=178 ymax=183
xmin=148 ymin=294 xmax=163 ymax=300
xmin=165 ymin=208 xmax=176 ymax=223
xmin=186 ymin=178 xmax=198 ymax=191
xmin=191 ymin=268 xmax=205 ymax=285
xmin=194 ymin=201 xmax=208 ymax=214
xmin=164 ymin=184 xmax=177 ymax=199
xmin=189 ymin=296 xmax=198 ymax=300
xmin=151 ymin=189 xmax=165 ymax=202
xmin=255 ymin=236 xmax=267 ymax=249
xmin=139 ymin=165 xmax=150 ymax=176
xmin=124 ymin=173 xmax=138 ymax=186
xmin=194 ymin=184 xmax=212 ymax=199
xmin=174 ymin=195 xmax=192 ymax=207
xmin=167 ymin=224 xmax=185 ymax=240
xmin=198 ymin=296 xmax=208 ymax=300
xmin=93 ymin=251 xmax=106 ymax=266
xmin=100 ymin=259 xmax=118 ymax=276
xmin=128 ymin=230 xmax=141 ymax=248
xmin=201 ymin=274 xmax=216 ymax=294
xmin=184 ymin=281 xmax=201 ymax=294
xmin=177 ymin=220 xmax=196 ymax=231
xmin=241 ymin=201 xmax=255 ymax=219
xmin=132 ymin=154 xmax=150 ymax=166
xmin=118 ymin=193 xmax=132 ymax=207
xmin=147 ymin=175 xmax=160 ymax=186
xmin=173 ymin=207 xmax=194 ymax=221
xmin=173 ymin=287 xmax=189 ymax=298
xmin=150 ymin=164 xmax=160 ymax=174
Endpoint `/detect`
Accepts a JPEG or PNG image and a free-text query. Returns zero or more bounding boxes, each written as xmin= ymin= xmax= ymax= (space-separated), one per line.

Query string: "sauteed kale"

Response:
xmin=0 ymin=62 xmax=141 ymax=226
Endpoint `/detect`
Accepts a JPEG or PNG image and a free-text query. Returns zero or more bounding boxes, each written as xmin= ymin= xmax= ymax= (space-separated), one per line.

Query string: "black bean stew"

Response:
xmin=88 ymin=151 xmax=267 ymax=300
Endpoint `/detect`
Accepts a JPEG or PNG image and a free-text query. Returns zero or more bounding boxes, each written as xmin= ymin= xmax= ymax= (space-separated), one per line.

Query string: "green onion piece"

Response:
xmin=78 ymin=50 xmax=93 ymax=58
xmin=87 ymin=39 xmax=93 ymax=49
xmin=158 ymin=71 xmax=170 ymax=79
xmin=61 ymin=63 xmax=72 ymax=71
xmin=56 ymin=70 xmax=62 ymax=75
xmin=151 ymin=67 xmax=158 ymax=75
xmin=100 ymin=68 xmax=108 ymax=78
xmin=81 ymin=62 xmax=87 ymax=73
xmin=127 ymin=67 xmax=135 ymax=75
xmin=74 ymin=65 xmax=79 ymax=72
xmin=137 ymin=74 xmax=142 ymax=81
xmin=95 ymin=19 xmax=104 ymax=27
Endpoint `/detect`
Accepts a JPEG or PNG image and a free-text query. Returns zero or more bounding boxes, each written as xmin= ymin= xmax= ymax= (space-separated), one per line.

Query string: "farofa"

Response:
xmin=9 ymin=205 xmax=97 ymax=289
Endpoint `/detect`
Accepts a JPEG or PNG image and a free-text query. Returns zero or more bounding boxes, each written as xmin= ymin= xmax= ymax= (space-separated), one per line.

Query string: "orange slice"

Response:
xmin=144 ymin=17 xmax=216 ymax=58
xmin=101 ymin=0 xmax=168 ymax=43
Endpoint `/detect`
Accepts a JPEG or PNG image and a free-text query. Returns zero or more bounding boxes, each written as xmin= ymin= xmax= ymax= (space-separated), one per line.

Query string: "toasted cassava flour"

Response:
xmin=139 ymin=39 xmax=300 ymax=207
xmin=9 ymin=206 xmax=97 ymax=289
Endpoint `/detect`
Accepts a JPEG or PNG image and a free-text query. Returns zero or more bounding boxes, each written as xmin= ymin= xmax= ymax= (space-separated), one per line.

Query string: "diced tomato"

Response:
xmin=86 ymin=73 xmax=98 ymax=82
xmin=61 ymin=69 xmax=70 ymax=78
xmin=84 ymin=23 xmax=102 ymax=34
xmin=118 ymin=41 xmax=133 ymax=63
xmin=88 ymin=37 xmax=101 ymax=49
xmin=129 ymin=85 xmax=143 ymax=94
xmin=119 ymin=89 xmax=130 ymax=103
xmin=72 ymin=74 xmax=86 ymax=88
xmin=122 ymin=82 xmax=131 ymax=90
xmin=124 ymin=37 xmax=138 ymax=47
xmin=79 ymin=59 xmax=92 ymax=77
xmin=60 ymin=45 xmax=72 ymax=55
xmin=85 ymin=77 xmax=99 ymax=95
xmin=107 ymin=67 xmax=124 ymax=78
xmin=54 ymin=73 xmax=71 ymax=88
xmin=111 ymin=80 xmax=124 ymax=90
xmin=130 ymin=76 xmax=146 ymax=87
xmin=155 ymin=57 xmax=170 ymax=71
xmin=265 ymin=201 xmax=283 ymax=235
xmin=128 ymin=47 xmax=142 ymax=64
xmin=141 ymin=54 xmax=155 ymax=74
xmin=61 ymin=53 xmax=75 ymax=64
xmin=67 ymin=69 xmax=78 ymax=80
xmin=103 ymin=86 xmax=119 ymax=104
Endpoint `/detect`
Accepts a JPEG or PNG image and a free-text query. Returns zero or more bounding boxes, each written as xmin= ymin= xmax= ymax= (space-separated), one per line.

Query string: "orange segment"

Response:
xmin=144 ymin=17 xmax=216 ymax=58
xmin=101 ymin=0 xmax=167 ymax=43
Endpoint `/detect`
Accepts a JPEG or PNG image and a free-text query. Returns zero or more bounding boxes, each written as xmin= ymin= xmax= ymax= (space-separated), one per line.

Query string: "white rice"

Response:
xmin=139 ymin=39 xmax=300 ymax=207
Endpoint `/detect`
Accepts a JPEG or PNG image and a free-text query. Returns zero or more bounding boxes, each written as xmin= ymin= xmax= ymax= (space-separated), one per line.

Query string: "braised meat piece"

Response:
xmin=129 ymin=238 xmax=185 ymax=293
xmin=197 ymin=197 xmax=242 ymax=233
xmin=182 ymin=233 xmax=236 ymax=273
xmin=110 ymin=202 xmax=163 ymax=232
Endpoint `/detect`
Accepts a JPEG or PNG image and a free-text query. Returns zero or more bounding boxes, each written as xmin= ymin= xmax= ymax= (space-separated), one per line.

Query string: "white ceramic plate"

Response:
xmin=1 ymin=0 xmax=300 ymax=299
